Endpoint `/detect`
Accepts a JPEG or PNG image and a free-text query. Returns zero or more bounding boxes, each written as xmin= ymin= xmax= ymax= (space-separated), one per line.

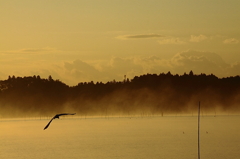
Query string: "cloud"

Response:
xmin=104 ymin=57 xmax=143 ymax=80
xmin=64 ymin=60 xmax=101 ymax=82
xmin=223 ymin=38 xmax=239 ymax=44
xmin=82 ymin=51 xmax=231 ymax=81
xmin=43 ymin=52 xmax=240 ymax=85
xmin=0 ymin=47 xmax=57 ymax=55
xmin=20 ymin=48 xmax=57 ymax=53
xmin=170 ymin=50 xmax=230 ymax=75
xmin=190 ymin=34 xmax=208 ymax=42
xmin=116 ymin=34 xmax=164 ymax=40
xmin=102 ymin=50 xmax=234 ymax=79
xmin=158 ymin=38 xmax=186 ymax=45
xmin=1 ymin=49 xmax=240 ymax=86
xmin=229 ymin=62 xmax=240 ymax=75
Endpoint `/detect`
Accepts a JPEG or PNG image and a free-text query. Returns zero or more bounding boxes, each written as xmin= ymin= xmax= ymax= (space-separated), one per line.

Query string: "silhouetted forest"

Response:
xmin=1 ymin=71 xmax=240 ymax=117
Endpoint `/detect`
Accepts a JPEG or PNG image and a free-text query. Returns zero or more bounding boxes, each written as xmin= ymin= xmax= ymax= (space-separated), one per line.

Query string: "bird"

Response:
xmin=43 ymin=113 xmax=76 ymax=130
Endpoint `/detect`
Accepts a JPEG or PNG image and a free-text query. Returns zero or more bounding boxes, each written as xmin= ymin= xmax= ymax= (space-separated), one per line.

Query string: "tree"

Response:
xmin=189 ymin=70 xmax=194 ymax=76
xmin=48 ymin=75 xmax=53 ymax=81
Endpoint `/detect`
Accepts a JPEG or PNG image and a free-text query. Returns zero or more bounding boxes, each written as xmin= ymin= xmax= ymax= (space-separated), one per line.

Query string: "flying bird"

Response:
xmin=43 ymin=113 xmax=76 ymax=130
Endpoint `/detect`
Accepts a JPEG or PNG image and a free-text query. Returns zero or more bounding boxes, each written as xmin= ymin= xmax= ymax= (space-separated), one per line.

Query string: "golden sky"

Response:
xmin=1 ymin=0 xmax=240 ymax=85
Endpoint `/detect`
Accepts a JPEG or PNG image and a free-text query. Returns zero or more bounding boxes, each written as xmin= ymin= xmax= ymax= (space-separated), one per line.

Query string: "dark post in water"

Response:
xmin=198 ymin=101 xmax=200 ymax=159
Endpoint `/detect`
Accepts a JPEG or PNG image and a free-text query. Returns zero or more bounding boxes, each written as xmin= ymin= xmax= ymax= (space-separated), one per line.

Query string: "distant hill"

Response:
xmin=1 ymin=71 xmax=240 ymax=117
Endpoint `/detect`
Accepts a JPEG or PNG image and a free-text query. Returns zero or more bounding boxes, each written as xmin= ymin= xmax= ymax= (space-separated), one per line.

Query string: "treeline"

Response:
xmin=0 ymin=71 xmax=240 ymax=117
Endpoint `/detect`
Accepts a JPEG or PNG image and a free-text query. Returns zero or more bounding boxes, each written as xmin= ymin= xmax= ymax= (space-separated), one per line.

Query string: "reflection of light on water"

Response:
xmin=1 ymin=116 xmax=240 ymax=159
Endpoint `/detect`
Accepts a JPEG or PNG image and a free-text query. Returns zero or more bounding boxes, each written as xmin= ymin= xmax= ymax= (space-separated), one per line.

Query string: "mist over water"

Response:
xmin=1 ymin=73 xmax=240 ymax=118
xmin=1 ymin=116 xmax=240 ymax=159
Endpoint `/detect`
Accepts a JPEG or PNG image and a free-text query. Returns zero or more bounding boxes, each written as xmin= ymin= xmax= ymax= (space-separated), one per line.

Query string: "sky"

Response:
xmin=1 ymin=0 xmax=240 ymax=85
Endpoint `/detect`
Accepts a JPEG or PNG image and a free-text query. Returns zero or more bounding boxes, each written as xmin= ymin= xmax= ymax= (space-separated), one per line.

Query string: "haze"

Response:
xmin=1 ymin=73 xmax=240 ymax=118
xmin=1 ymin=0 xmax=240 ymax=85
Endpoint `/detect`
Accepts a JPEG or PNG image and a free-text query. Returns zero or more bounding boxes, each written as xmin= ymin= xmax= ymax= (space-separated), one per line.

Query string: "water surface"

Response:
xmin=1 ymin=116 xmax=239 ymax=159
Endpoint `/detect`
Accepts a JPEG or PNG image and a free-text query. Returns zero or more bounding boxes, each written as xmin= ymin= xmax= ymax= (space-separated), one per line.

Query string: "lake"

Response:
xmin=1 ymin=115 xmax=240 ymax=159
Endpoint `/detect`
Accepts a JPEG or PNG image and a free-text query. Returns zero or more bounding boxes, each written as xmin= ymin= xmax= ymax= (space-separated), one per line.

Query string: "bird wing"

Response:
xmin=43 ymin=118 xmax=54 ymax=130
xmin=56 ymin=113 xmax=76 ymax=116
